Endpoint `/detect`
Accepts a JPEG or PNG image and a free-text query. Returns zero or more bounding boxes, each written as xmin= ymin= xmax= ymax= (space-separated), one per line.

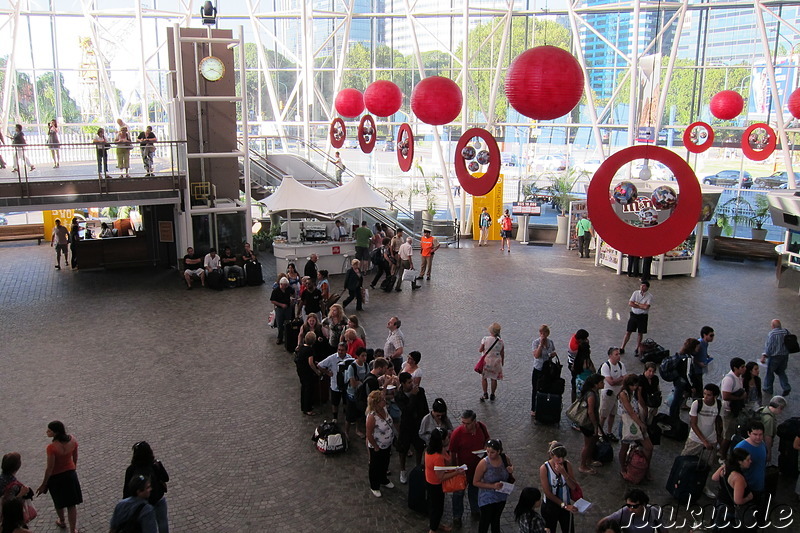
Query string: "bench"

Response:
xmin=713 ymin=236 xmax=780 ymax=262
xmin=0 ymin=223 xmax=45 ymax=245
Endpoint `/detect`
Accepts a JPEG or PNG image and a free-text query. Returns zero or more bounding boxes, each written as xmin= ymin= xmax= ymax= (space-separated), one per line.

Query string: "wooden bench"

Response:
xmin=713 ymin=236 xmax=779 ymax=262
xmin=0 ymin=223 xmax=45 ymax=245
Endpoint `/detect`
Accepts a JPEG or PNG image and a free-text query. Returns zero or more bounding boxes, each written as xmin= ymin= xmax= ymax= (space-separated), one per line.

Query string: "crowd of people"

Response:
xmin=279 ymin=269 xmax=797 ymax=533
xmin=0 ymin=423 xmax=169 ymax=533
xmin=182 ymin=242 xmax=261 ymax=290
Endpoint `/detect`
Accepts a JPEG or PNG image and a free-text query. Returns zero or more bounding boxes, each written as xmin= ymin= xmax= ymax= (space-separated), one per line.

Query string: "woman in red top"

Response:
xmin=35 ymin=421 xmax=82 ymax=533
xmin=425 ymin=428 xmax=460 ymax=533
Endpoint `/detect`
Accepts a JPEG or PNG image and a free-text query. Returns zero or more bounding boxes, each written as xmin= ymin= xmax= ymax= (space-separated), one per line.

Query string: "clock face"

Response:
xmin=199 ymin=56 xmax=225 ymax=82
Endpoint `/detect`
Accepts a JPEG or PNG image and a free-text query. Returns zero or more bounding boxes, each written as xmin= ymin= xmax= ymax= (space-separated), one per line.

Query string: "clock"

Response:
xmin=199 ymin=55 xmax=225 ymax=82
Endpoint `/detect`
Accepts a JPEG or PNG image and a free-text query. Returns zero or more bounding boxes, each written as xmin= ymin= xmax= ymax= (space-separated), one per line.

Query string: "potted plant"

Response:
xmin=548 ymin=170 xmax=580 ymax=244
xmin=720 ymin=194 xmax=771 ymax=240
xmin=377 ymin=186 xmax=404 ymax=219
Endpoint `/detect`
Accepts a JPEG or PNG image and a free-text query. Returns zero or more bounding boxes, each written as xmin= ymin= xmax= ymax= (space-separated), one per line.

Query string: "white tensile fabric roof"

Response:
xmin=260 ymin=175 xmax=388 ymax=216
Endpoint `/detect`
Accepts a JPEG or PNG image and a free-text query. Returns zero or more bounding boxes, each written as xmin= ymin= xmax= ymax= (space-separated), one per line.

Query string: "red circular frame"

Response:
xmin=329 ymin=118 xmax=345 ymax=149
xmin=358 ymin=115 xmax=377 ymax=154
xmin=741 ymin=123 xmax=776 ymax=161
xmin=587 ymin=146 xmax=702 ymax=257
xmin=454 ymin=128 xmax=501 ymax=196
xmin=682 ymin=122 xmax=714 ymax=153
xmin=396 ymin=123 xmax=414 ymax=172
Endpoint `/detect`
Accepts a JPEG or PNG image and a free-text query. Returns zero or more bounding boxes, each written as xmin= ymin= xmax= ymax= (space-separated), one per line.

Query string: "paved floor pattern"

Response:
xmin=0 ymin=239 xmax=798 ymax=532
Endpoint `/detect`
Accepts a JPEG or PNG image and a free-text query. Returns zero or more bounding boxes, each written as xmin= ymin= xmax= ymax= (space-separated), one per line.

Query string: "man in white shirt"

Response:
xmin=204 ymin=248 xmax=221 ymax=273
xmin=720 ymin=357 xmax=747 ymax=458
xmin=621 ymin=280 xmax=652 ymax=356
xmin=395 ymin=236 xmax=419 ymax=291
xmin=317 ymin=342 xmax=353 ymax=422
xmin=385 ymin=316 xmax=406 ymax=373
xmin=600 ymin=346 xmax=627 ymax=440
xmin=682 ymin=383 xmax=723 ymax=498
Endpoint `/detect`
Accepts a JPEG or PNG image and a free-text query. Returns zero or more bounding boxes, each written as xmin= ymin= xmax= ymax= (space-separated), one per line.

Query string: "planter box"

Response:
xmin=713 ymin=236 xmax=780 ymax=262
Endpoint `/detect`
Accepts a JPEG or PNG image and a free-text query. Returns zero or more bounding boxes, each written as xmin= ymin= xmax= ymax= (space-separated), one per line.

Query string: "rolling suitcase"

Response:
xmin=534 ymin=392 xmax=562 ymax=425
xmin=381 ymin=274 xmax=396 ymax=292
xmin=207 ymin=269 xmax=225 ymax=290
xmin=666 ymin=454 xmax=709 ymax=503
xmin=639 ymin=342 xmax=669 ymax=365
xmin=593 ymin=437 xmax=614 ymax=464
xmin=244 ymin=261 xmax=264 ymax=285
xmin=407 ymin=463 xmax=428 ymax=514
xmin=284 ymin=318 xmax=302 ymax=353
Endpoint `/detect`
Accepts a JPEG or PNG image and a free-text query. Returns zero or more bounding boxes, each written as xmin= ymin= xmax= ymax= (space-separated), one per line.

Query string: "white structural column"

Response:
xmin=0 ymin=0 xmax=22 ymax=132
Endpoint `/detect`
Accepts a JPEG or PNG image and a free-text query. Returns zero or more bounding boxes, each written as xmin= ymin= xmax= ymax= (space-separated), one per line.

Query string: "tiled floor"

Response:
xmin=0 ymin=239 xmax=798 ymax=532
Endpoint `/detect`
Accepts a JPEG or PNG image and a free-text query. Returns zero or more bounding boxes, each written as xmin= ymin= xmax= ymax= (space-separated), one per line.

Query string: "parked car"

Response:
xmin=702 ymin=170 xmax=752 ymax=188
xmin=532 ymin=154 xmax=567 ymax=171
xmin=0 ymin=214 xmax=7 ymax=226
xmin=632 ymin=161 xmax=673 ymax=180
xmin=753 ymin=171 xmax=790 ymax=189
xmin=342 ymin=138 xmax=359 ymax=149
xmin=575 ymin=159 xmax=602 ymax=174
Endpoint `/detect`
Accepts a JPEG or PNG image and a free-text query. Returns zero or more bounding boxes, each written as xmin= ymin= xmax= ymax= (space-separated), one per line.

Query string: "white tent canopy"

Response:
xmin=260 ymin=175 xmax=388 ymax=216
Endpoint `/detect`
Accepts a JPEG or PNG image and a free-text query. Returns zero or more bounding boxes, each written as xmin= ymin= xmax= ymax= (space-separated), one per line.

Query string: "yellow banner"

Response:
xmin=42 ymin=209 xmax=75 ymax=243
xmin=472 ymin=175 xmax=504 ymax=241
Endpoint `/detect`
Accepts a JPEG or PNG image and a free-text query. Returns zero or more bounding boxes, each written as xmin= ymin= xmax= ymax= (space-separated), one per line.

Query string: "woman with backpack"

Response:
xmin=617 ymin=374 xmax=653 ymax=483
xmin=123 ymin=441 xmax=169 ymax=533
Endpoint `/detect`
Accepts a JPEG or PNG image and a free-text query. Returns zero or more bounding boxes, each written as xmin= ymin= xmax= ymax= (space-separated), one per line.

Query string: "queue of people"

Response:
xmin=1 ymin=423 xmax=170 ymax=533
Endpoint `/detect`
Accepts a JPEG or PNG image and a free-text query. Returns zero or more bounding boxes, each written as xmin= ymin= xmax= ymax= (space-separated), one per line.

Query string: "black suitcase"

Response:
xmin=381 ymin=275 xmax=396 ymax=292
xmin=666 ymin=454 xmax=709 ymax=503
xmin=594 ymin=438 xmax=614 ymax=464
xmin=538 ymin=377 xmax=566 ymax=395
xmin=777 ymin=417 xmax=800 ymax=477
xmin=244 ymin=261 xmax=264 ymax=286
xmin=407 ymin=463 xmax=428 ymax=514
xmin=640 ymin=346 xmax=669 ymax=365
xmin=534 ymin=392 xmax=561 ymax=425
xmin=648 ymin=420 xmax=662 ymax=446
xmin=654 ymin=413 xmax=689 ymax=441
xmin=207 ymin=270 xmax=225 ymax=290
xmin=284 ymin=318 xmax=302 ymax=353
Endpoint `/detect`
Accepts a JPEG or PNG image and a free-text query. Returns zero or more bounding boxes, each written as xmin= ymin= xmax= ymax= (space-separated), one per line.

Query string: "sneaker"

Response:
xmin=411 ymin=284 xmax=420 ymax=290
xmin=383 ymin=481 xmax=395 ymax=489
xmin=371 ymin=489 xmax=382 ymax=498
xmin=399 ymin=470 xmax=408 ymax=484
xmin=704 ymin=487 xmax=716 ymax=499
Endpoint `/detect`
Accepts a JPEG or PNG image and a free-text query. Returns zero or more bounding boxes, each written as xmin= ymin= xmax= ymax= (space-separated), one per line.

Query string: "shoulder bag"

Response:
xmin=442 ymin=470 xmax=467 ymax=493
xmin=474 ymin=337 xmax=500 ymax=374
xmin=566 ymin=396 xmax=591 ymax=429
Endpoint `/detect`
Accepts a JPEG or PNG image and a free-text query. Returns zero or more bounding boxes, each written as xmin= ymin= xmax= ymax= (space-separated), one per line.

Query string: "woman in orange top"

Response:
xmin=35 ymin=421 xmax=82 ymax=533
xmin=425 ymin=427 xmax=460 ymax=533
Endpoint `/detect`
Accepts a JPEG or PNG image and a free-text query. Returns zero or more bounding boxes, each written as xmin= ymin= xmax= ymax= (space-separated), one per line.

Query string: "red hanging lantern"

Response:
xmin=364 ymin=80 xmax=402 ymax=117
xmin=411 ymin=76 xmax=462 ymax=125
xmin=709 ymin=90 xmax=744 ymax=120
xmin=789 ymin=88 xmax=800 ymax=119
xmin=335 ymin=88 xmax=365 ymax=118
xmin=505 ymin=46 xmax=584 ymax=121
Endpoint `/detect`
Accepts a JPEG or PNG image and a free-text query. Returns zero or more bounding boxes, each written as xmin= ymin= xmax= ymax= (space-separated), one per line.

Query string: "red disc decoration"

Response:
xmin=741 ymin=122 xmax=776 ymax=161
xmin=335 ymin=88 xmax=365 ymax=118
xmin=789 ymin=88 xmax=800 ymax=119
xmin=587 ymin=146 xmax=702 ymax=258
xmin=505 ymin=46 xmax=584 ymax=120
xmin=364 ymin=80 xmax=402 ymax=118
xmin=682 ymin=122 xmax=714 ymax=153
xmin=411 ymin=76 xmax=462 ymax=125
xmin=329 ymin=118 xmax=345 ymax=149
xmin=396 ymin=123 xmax=414 ymax=172
xmin=358 ymin=115 xmax=377 ymax=154
xmin=709 ymin=90 xmax=744 ymax=120
xmin=454 ymin=128 xmax=500 ymax=196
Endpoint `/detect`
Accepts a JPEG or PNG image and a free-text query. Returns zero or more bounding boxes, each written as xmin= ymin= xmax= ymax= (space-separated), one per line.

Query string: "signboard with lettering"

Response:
xmin=472 ymin=174 xmax=504 ymax=241
xmin=512 ymin=201 xmax=541 ymax=216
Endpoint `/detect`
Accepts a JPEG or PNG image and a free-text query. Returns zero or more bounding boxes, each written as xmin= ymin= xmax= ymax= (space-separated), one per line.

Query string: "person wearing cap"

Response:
xmin=418 ymin=228 xmax=440 ymax=281
xmin=270 ymin=277 xmax=293 ymax=344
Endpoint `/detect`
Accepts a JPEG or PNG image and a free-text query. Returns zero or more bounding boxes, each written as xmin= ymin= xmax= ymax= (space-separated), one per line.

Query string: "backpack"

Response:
xmin=696 ymin=398 xmax=722 ymax=416
xmin=336 ymin=358 xmax=356 ymax=393
xmin=355 ymin=373 xmax=379 ymax=413
xmin=736 ymin=406 xmax=771 ymax=439
xmin=312 ymin=420 xmax=348 ymax=454
xmin=370 ymin=247 xmax=384 ymax=266
xmin=659 ymin=352 xmax=689 ymax=382
xmin=623 ymin=444 xmax=649 ymax=485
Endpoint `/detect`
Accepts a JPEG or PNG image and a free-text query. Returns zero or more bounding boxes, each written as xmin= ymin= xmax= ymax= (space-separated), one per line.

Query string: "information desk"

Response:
xmin=273 ymin=241 xmax=357 ymax=275
xmin=75 ymin=235 xmax=150 ymax=270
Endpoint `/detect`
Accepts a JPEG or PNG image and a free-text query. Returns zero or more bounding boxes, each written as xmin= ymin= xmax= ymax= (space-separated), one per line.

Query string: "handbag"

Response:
xmin=500 ymin=453 xmax=515 ymax=484
xmin=22 ymin=498 xmax=37 ymax=523
xmin=361 ymin=287 xmax=369 ymax=304
xmin=621 ymin=414 xmax=641 ymax=442
xmin=571 ymin=482 xmax=584 ymax=501
xmin=268 ymin=310 xmax=276 ymax=327
xmin=326 ymin=292 xmax=340 ymax=308
xmin=402 ymin=268 xmax=418 ymax=283
xmin=785 ymin=332 xmax=800 ymax=354
xmin=442 ymin=470 xmax=467 ymax=493
xmin=566 ymin=397 xmax=591 ymax=428
xmin=474 ymin=353 xmax=487 ymax=374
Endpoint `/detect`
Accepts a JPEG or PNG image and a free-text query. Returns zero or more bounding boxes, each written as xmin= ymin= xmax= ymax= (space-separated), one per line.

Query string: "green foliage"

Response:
xmin=548 ymin=170 xmax=581 ymax=216
xmin=721 ymin=193 xmax=771 ymax=230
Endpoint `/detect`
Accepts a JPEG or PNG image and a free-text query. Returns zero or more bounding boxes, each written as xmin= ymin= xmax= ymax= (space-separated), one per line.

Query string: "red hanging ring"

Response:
xmin=741 ymin=123 xmax=776 ymax=161
xmin=396 ymin=123 xmax=414 ymax=172
xmin=683 ymin=122 xmax=714 ymax=153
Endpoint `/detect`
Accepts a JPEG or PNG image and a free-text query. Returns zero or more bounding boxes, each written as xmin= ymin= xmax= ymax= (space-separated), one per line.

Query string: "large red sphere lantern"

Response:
xmin=335 ymin=88 xmax=365 ymax=118
xmin=709 ymin=90 xmax=744 ymax=120
xmin=789 ymin=88 xmax=800 ymax=119
xmin=505 ymin=46 xmax=584 ymax=120
xmin=411 ymin=76 xmax=462 ymax=125
xmin=364 ymin=80 xmax=402 ymax=117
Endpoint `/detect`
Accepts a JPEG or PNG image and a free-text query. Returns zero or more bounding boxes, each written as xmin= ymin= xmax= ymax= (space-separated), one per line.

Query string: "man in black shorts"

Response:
xmin=621 ymin=280 xmax=652 ymax=355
